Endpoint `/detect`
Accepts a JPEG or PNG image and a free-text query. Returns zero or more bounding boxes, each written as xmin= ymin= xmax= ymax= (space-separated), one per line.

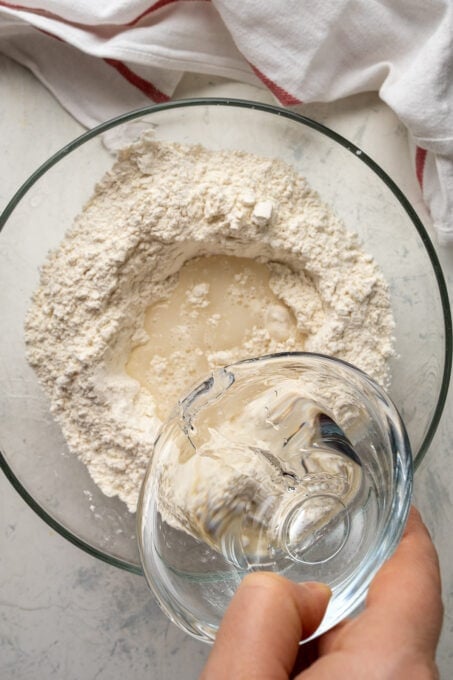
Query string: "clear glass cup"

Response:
xmin=138 ymin=352 xmax=413 ymax=642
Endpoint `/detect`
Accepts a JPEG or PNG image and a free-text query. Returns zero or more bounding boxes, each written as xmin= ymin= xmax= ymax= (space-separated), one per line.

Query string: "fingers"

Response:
xmin=319 ymin=506 xmax=443 ymax=665
xmin=365 ymin=506 xmax=443 ymax=654
xmin=200 ymin=573 xmax=331 ymax=680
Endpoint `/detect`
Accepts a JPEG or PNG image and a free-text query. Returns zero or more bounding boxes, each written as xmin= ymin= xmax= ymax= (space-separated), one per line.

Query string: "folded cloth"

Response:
xmin=1 ymin=1 xmax=452 ymax=243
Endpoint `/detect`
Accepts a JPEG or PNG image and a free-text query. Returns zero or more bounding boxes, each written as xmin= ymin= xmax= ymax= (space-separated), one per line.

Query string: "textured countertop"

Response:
xmin=1 ymin=54 xmax=452 ymax=679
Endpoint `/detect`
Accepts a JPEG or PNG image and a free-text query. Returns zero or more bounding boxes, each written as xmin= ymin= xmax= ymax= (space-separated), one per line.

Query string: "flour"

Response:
xmin=25 ymin=137 xmax=395 ymax=513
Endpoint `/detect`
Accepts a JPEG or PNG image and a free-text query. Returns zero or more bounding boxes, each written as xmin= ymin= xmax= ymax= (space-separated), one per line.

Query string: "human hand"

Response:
xmin=200 ymin=507 xmax=443 ymax=679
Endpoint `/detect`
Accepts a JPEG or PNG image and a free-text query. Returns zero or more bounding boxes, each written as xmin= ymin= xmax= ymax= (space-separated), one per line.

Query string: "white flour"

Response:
xmin=25 ymin=137 xmax=394 ymax=512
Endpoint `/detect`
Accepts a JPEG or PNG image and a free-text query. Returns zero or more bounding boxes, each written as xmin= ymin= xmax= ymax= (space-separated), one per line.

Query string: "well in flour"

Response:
xmin=126 ymin=254 xmax=305 ymax=419
xmin=24 ymin=137 xmax=395 ymax=512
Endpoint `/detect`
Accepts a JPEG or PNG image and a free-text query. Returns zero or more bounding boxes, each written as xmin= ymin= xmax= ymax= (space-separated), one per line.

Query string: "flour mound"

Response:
xmin=25 ymin=138 xmax=395 ymax=512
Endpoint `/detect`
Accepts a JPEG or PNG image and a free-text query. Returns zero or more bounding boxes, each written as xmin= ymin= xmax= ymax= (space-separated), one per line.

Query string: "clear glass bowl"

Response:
xmin=0 ymin=99 xmax=451 ymax=574
xmin=137 ymin=352 xmax=413 ymax=642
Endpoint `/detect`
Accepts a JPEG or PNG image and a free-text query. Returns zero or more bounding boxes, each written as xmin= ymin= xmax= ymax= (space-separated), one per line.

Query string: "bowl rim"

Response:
xmin=1 ymin=97 xmax=451 ymax=574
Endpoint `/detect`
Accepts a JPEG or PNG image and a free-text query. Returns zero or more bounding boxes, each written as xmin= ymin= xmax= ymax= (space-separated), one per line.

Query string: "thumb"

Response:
xmin=200 ymin=573 xmax=331 ymax=680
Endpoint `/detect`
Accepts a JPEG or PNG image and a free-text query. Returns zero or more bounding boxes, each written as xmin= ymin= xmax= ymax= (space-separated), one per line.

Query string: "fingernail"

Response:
xmin=298 ymin=581 xmax=332 ymax=599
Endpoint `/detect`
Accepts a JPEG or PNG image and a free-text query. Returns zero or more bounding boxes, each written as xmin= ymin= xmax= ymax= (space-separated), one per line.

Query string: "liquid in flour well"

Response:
xmin=126 ymin=255 xmax=305 ymax=419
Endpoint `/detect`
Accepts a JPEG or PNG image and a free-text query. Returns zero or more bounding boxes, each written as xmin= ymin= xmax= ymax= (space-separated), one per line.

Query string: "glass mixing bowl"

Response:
xmin=0 ymin=99 xmax=451 ymax=573
xmin=137 ymin=352 xmax=413 ymax=642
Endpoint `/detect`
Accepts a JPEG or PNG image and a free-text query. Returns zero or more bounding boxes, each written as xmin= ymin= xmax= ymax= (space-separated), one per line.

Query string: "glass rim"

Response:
xmin=1 ymin=97 xmax=451 ymax=574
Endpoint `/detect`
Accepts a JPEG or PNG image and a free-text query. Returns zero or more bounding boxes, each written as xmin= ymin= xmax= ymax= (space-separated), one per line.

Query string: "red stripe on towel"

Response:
xmin=104 ymin=58 xmax=170 ymax=102
xmin=249 ymin=63 xmax=301 ymax=106
xmin=415 ymin=146 xmax=427 ymax=190
xmin=0 ymin=0 xmax=53 ymax=18
xmin=36 ymin=27 xmax=170 ymax=103
xmin=37 ymin=26 xmax=62 ymax=40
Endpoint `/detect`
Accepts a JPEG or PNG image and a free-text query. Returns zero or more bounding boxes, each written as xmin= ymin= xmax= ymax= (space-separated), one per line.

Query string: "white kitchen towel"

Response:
xmin=1 ymin=1 xmax=452 ymax=243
